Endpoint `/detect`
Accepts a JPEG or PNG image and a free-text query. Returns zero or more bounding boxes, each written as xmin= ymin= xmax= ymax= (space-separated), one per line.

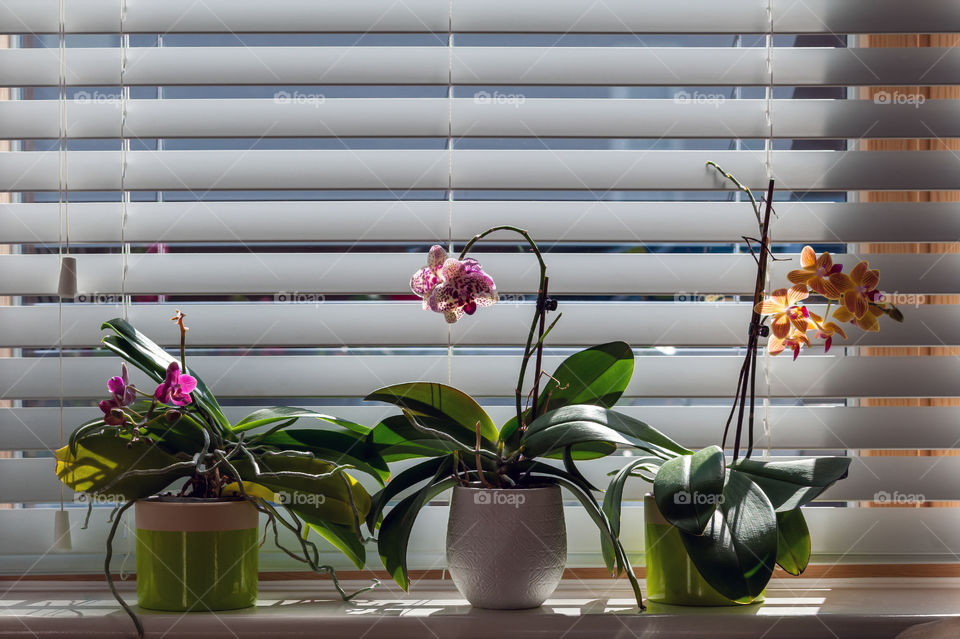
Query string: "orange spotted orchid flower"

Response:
xmin=754 ymin=285 xmax=812 ymax=339
xmin=833 ymin=304 xmax=883 ymax=332
xmin=787 ymin=246 xmax=851 ymax=299
xmin=768 ymin=328 xmax=810 ymax=360
xmin=808 ymin=311 xmax=848 ymax=353
xmin=839 ymin=260 xmax=881 ymax=320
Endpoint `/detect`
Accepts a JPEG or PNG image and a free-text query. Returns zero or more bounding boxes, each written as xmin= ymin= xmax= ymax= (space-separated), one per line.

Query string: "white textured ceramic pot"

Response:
xmin=446 ymin=485 xmax=566 ymax=609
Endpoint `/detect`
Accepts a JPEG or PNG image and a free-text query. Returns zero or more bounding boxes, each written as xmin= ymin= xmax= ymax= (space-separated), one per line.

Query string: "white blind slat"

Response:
xmin=5 ymin=201 xmax=960 ymax=245
xmin=4 ymin=48 xmax=958 ymax=87
xmin=4 ymin=0 xmax=959 ymax=35
xmin=5 ymin=405 xmax=959 ymax=453
xmin=5 ymin=99 xmax=959 ymax=140
xmin=1 ymin=253 xmax=955 ymax=297
xmin=4 ymin=150 xmax=960 ymax=192
xmin=1 ymin=355 xmax=957 ymax=401
xmin=2 ymin=303 xmax=958 ymax=349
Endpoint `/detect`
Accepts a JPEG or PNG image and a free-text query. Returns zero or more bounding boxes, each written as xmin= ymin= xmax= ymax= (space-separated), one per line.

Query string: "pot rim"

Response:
xmin=136 ymin=496 xmax=257 ymax=532
xmin=140 ymin=495 xmax=248 ymax=504
xmin=452 ymin=483 xmax=560 ymax=492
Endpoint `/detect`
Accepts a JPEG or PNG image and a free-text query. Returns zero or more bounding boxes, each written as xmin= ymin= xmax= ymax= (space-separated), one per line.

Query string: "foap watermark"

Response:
xmin=674 ymin=490 xmax=724 ymax=506
xmin=274 ymin=90 xmax=326 ymax=108
xmin=474 ymin=491 xmax=526 ymax=508
xmin=675 ymin=292 xmax=722 ymax=304
xmin=473 ymin=90 xmax=526 ymax=107
xmin=498 ymin=293 xmax=529 ymax=306
xmin=76 ymin=292 xmax=124 ymax=304
xmin=275 ymin=291 xmax=326 ymax=306
xmin=875 ymin=291 xmax=925 ymax=308
xmin=674 ymin=91 xmax=726 ymax=107
xmin=276 ymin=491 xmax=326 ymax=507
xmin=74 ymin=492 xmax=126 ymax=505
xmin=74 ymin=90 xmax=122 ymax=107
xmin=873 ymin=91 xmax=926 ymax=108
xmin=874 ymin=490 xmax=924 ymax=505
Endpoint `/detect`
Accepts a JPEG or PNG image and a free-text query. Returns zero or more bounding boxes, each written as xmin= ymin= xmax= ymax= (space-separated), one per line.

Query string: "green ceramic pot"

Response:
xmin=644 ymin=494 xmax=764 ymax=606
xmin=135 ymin=498 xmax=258 ymax=612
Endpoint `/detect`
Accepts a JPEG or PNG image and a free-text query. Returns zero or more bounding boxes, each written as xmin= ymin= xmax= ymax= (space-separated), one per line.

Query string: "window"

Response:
xmin=0 ymin=0 xmax=958 ymax=574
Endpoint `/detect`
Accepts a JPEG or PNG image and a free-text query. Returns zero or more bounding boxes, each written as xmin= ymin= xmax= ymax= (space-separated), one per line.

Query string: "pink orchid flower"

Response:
xmin=154 ymin=362 xmax=197 ymax=406
xmin=427 ymin=257 xmax=499 ymax=323
xmin=99 ymin=364 xmax=137 ymax=425
xmin=410 ymin=245 xmax=448 ymax=310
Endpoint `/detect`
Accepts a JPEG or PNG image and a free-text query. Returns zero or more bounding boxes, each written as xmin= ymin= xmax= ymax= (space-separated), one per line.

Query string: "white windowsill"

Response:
xmin=2 ymin=578 xmax=959 ymax=638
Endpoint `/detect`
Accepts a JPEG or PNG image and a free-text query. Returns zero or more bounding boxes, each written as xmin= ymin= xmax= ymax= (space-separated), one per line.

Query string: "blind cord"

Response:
xmin=56 ymin=0 xmax=65 ymax=511
xmin=52 ymin=0 xmax=72 ymax=552
xmin=446 ymin=0 xmax=454 ymax=386
xmin=120 ymin=0 xmax=130 ymax=321
xmin=762 ymin=0 xmax=775 ymax=457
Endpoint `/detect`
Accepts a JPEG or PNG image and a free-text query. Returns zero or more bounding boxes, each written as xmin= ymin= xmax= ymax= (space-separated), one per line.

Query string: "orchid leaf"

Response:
xmin=56 ymin=432 xmax=193 ymax=500
xmin=367 ymin=456 xmax=455 ymax=533
xmin=653 ymin=445 xmax=725 ymax=535
xmin=679 ymin=470 xmax=778 ymax=603
xmin=378 ymin=473 xmax=456 ymax=591
xmin=545 ymin=474 xmax=644 ymax=606
xmin=729 ymin=457 xmax=851 ymax=512
xmin=775 ymin=508 xmax=811 ymax=576
xmin=602 ymin=456 xmax=662 ymax=575
xmin=499 ymin=341 xmax=635 ymax=450
xmin=233 ymin=452 xmax=372 ymax=526
xmin=234 ymin=407 xmax=370 ymax=436
xmin=255 ymin=428 xmax=390 ymax=486
xmin=521 ymin=405 xmax=690 ymax=460
xmin=301 ymin=517 xmax=367 ymax=570
xmin=366 ymin=383 xmax=498 ymax=451
xmin=366 ymin=415 xmax=467 ymax=462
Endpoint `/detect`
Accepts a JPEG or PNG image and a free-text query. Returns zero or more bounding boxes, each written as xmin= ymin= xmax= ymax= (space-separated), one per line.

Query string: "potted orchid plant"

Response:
xmin=363 ymin=227 xmax=691 ymax=610
xmin=603 ymin=165 xmax=905 ymax=606
xmin=55 ymin=313 xmax=385 ymax=638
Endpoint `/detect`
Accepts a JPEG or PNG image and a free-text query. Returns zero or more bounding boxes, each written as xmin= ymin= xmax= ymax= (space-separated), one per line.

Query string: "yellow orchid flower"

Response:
xmin=808 ymin=311 xmax=847 ymax=353
xmin=833 ymin=304 xmax=883 ymax=332
xmin=768 ymin=328 xmax=810 ymax=359
xmin=839 ymin=260 xmax=881 ymax=319
xmin=754 ymin=285 xmax=811 ymax=339
xmin=787 ymin=246 xmax=852 ymax=300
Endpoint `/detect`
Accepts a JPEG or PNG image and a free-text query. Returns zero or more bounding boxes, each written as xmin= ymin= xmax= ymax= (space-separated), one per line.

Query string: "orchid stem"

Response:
xmin=457 ymin=225 xmax=551 ymax=432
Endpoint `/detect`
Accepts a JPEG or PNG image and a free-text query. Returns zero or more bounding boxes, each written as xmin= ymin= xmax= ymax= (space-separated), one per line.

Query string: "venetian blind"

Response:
xmin=1 ymin=0 xmax=959 ymax=573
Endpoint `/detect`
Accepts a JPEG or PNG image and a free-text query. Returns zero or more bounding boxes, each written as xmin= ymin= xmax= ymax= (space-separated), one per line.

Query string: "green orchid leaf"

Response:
xmin=521 ymin=405 xmax=690 ymax=460
xmin=653 ymin=445 xmax=725 ymax=535
xmin=520 ymin=420 xmax=635 ymax=459
xmin=378 ymin=472 xmax=457 ymax=591
xmin=56 ymin=432 xmax=194 ymax=500
xmin=730 ymin=457 xmax=851 ymax=512
xmin=602 ymin=456 xmax=662 ymax=575
xmin=366 ymin=382 xmax=498 ymax=451
xmin=255 ymin=428 xmax=390 ymax=486
xmin=234 ymin=452 xmax=372 ymax=526
xmin=547 ymin=474 xmax=644 ymax=607
xmin=101 ymin=318 xmax=229 ymax=431
xmin=366 ymin=415 xmax=467 ymax=463
xmin=499 ymin=341 xmax=635 ymax=449
xmin=234 ymin=407 xmax=371 ymax=436
xmin=300 ymin=517 xmax=367 ymax=570
xmin=775 ymin=508 xmax=811 ymax=576
xmin=366 ymin=456 xmax=455 ymax=533
xmin=562 ymin=446 xmax=600 ymax=492
xmin=542 ymin=441 xmax=618 ymax=460
xmin=679 ymin=470 xmax=778 ymax=603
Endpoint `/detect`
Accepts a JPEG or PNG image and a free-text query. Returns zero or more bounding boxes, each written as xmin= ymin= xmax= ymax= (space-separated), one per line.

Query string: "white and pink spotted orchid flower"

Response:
xmin=410 ymin=245 xmax=499 ymax=323
xmin=410 ymin=245 xmax=448 ymax=310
